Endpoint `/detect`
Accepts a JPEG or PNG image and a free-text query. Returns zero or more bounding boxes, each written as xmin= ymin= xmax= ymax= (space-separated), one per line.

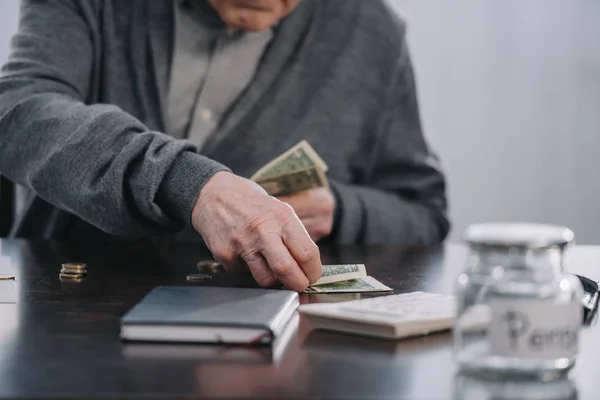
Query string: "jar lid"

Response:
xmin=464 ymin=222 xmax=574 ymax=249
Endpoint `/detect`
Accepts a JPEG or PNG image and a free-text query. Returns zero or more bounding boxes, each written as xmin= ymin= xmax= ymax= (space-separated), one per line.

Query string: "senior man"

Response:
xmin=0 ymin=0 xmax=449 ymax=291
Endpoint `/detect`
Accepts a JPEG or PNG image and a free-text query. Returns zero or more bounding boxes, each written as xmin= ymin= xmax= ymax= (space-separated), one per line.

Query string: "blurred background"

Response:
xmin=1 ymin=1 xmax=599 ymax=243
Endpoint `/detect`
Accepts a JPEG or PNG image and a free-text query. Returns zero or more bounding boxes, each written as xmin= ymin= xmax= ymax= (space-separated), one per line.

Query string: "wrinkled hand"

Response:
xmin=278 ymin=187 xmax=336 ymax=242
xmin=191 ymin=171 xmax=322 ymax=292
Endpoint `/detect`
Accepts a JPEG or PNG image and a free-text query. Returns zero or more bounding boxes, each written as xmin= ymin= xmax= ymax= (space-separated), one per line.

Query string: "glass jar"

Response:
xmin=453 ymin=372 xmax=578 ymax=400
xmin=453 ymin=223 xmax=583 ymax=380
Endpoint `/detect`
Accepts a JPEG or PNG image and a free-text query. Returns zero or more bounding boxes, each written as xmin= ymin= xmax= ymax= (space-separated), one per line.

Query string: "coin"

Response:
xmin=186 ymin=273 xmax=212 ymax=282
xmin=62 ymin=263 xmax=87 ymax=272
xmin=59 ymin=273 xmax=84 ymax=281
xmin=60 ymin=269 xmax=87 ymax=276
xmin=196 ymin=260 xmax=221 ymax=272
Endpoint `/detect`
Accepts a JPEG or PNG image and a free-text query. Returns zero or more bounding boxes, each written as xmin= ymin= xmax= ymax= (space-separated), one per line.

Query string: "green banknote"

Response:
xmin=321 ymin=264 xmax=363 ymax=277
xmin=251 ymin=140 xmax=328 ymax=181
xmin=253 ymin=148 xmax=318 ymax=180
xmin=312 ymin=264 xmax=366 ymax=286
xmin=254 ymin=167 xmax=328 ymax=197
xmin=305 ymin=276 xmax=392 ymax=294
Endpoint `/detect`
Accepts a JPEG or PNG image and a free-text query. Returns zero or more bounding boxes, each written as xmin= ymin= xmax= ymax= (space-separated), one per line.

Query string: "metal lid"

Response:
xmin=464 ymin=223 xmax=574 ymax=249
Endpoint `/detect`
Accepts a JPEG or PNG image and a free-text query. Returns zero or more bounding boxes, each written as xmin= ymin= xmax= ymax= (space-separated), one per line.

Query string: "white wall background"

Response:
xmin=0 ymin=2 xmax=18 ymax=68
xmin=1 ymin=1 xmax=600 ymax=243
xmin=387 ymin=0 xmax=600 ymax=243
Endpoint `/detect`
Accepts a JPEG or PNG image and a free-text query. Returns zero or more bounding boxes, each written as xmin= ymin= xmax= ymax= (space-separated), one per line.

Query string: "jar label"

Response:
xmin=489 ymin=300 xmax=581 ymax=359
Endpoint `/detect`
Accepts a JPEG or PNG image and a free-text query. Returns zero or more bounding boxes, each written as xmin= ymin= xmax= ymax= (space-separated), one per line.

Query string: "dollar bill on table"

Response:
xmin=305 ymin=277 xmax=392 ymax=294
xmin=305 ymin=264 xmax=392 ymax=294
xmin=251 ymin=140 xmax=328 ymax=195
xmin=311 ymin=264 xmax=366 ymax=286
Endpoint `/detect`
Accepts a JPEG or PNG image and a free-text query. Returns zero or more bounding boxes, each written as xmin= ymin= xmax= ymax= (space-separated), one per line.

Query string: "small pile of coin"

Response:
xmin=196 ymin=260 xmax=222 ymax=273
xmin=186 ymin=260 xmax=222 ymax=282
xmin=59 ymin=263 xmax=87 ymax=281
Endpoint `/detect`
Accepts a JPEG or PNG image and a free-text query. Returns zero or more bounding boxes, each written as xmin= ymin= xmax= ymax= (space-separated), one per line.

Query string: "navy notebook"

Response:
xmin=120 ymin=286 xmax=299 ymax=344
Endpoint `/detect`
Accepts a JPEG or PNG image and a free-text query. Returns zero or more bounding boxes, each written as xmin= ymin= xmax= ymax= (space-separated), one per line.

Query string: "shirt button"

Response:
xmin=199 ymin=108 xmax=213 ymax=123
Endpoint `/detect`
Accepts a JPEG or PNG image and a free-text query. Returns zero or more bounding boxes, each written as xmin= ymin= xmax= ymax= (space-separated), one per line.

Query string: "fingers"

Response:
xmin=281 ymin=218 xmax=322 ymax=285
xmin=259 ymin=234 xmax=310 ymax=292
xmin=241 ymin=251 xmax=279 ymax=288
xmin=297 ymin=217 xmax=321 ymax=241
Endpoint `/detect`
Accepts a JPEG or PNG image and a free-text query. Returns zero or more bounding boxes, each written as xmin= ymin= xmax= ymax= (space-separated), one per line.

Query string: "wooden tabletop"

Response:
xmin=0 ymin=239 xmax=598 ymax=400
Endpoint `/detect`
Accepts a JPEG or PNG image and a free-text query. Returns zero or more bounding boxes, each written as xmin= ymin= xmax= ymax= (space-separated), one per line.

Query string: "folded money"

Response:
xmin=312 ymin=264 xmax=366 ymax=286
xmin=251 ymin=140 xmax=328 ymax=195
xmin=254 ymin=167 xmax=328 ymax=197
xmin=305 ymin=264 xmax=393 ymax=294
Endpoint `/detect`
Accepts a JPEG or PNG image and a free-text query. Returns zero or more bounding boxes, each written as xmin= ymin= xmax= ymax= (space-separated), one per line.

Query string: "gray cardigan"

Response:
xmin=0 ymin=0 xmax=449 ymax=244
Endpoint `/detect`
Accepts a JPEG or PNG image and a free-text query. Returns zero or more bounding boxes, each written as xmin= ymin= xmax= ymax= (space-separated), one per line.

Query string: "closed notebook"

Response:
xmin=122 ymin=313 xmax=300 ymax=364
xmin=120 ymin=286 xmax=299 ymax=344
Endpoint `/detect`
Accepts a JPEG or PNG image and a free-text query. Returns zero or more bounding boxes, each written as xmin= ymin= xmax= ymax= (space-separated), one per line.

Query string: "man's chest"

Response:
xmin=166 ymin=1 xmax=275 ymax=145
xmin=92 ymin=1 xmax=382 ymax=182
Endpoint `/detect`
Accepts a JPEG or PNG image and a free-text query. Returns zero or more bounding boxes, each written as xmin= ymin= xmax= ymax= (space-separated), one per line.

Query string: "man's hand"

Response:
xmin=278 ymin=188 xmax=336 ymax=242
xmin=191 ymin=171 xmax=322 ymax=292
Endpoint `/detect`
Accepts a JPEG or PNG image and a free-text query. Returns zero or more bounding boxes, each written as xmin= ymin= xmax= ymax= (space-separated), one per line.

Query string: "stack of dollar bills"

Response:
xmin=251 ymin=140 xmax=329 ymax=196
xmin=305 ymin=264 xmax=392 ymax=294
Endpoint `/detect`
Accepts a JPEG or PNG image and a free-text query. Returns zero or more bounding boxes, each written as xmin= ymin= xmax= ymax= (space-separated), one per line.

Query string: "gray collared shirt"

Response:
xmin=167 ymin=0 xmax=274 ymax=147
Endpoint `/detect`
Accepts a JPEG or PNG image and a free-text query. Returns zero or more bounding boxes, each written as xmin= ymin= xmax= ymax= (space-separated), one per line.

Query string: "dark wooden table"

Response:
xmin=0 ymin=240 xmax=599 ymax=400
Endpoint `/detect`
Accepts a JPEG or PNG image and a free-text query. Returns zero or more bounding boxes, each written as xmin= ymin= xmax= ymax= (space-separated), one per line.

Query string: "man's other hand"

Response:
xmin=278 ymin=188 xmax=335 ymax=242
xmin=191 ymin=171 xmax=322 ymax=292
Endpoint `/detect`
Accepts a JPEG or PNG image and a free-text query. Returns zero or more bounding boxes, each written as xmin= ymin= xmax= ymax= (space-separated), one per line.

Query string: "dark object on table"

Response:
xmin=575 ymin=274 xmax=599 ymax=326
